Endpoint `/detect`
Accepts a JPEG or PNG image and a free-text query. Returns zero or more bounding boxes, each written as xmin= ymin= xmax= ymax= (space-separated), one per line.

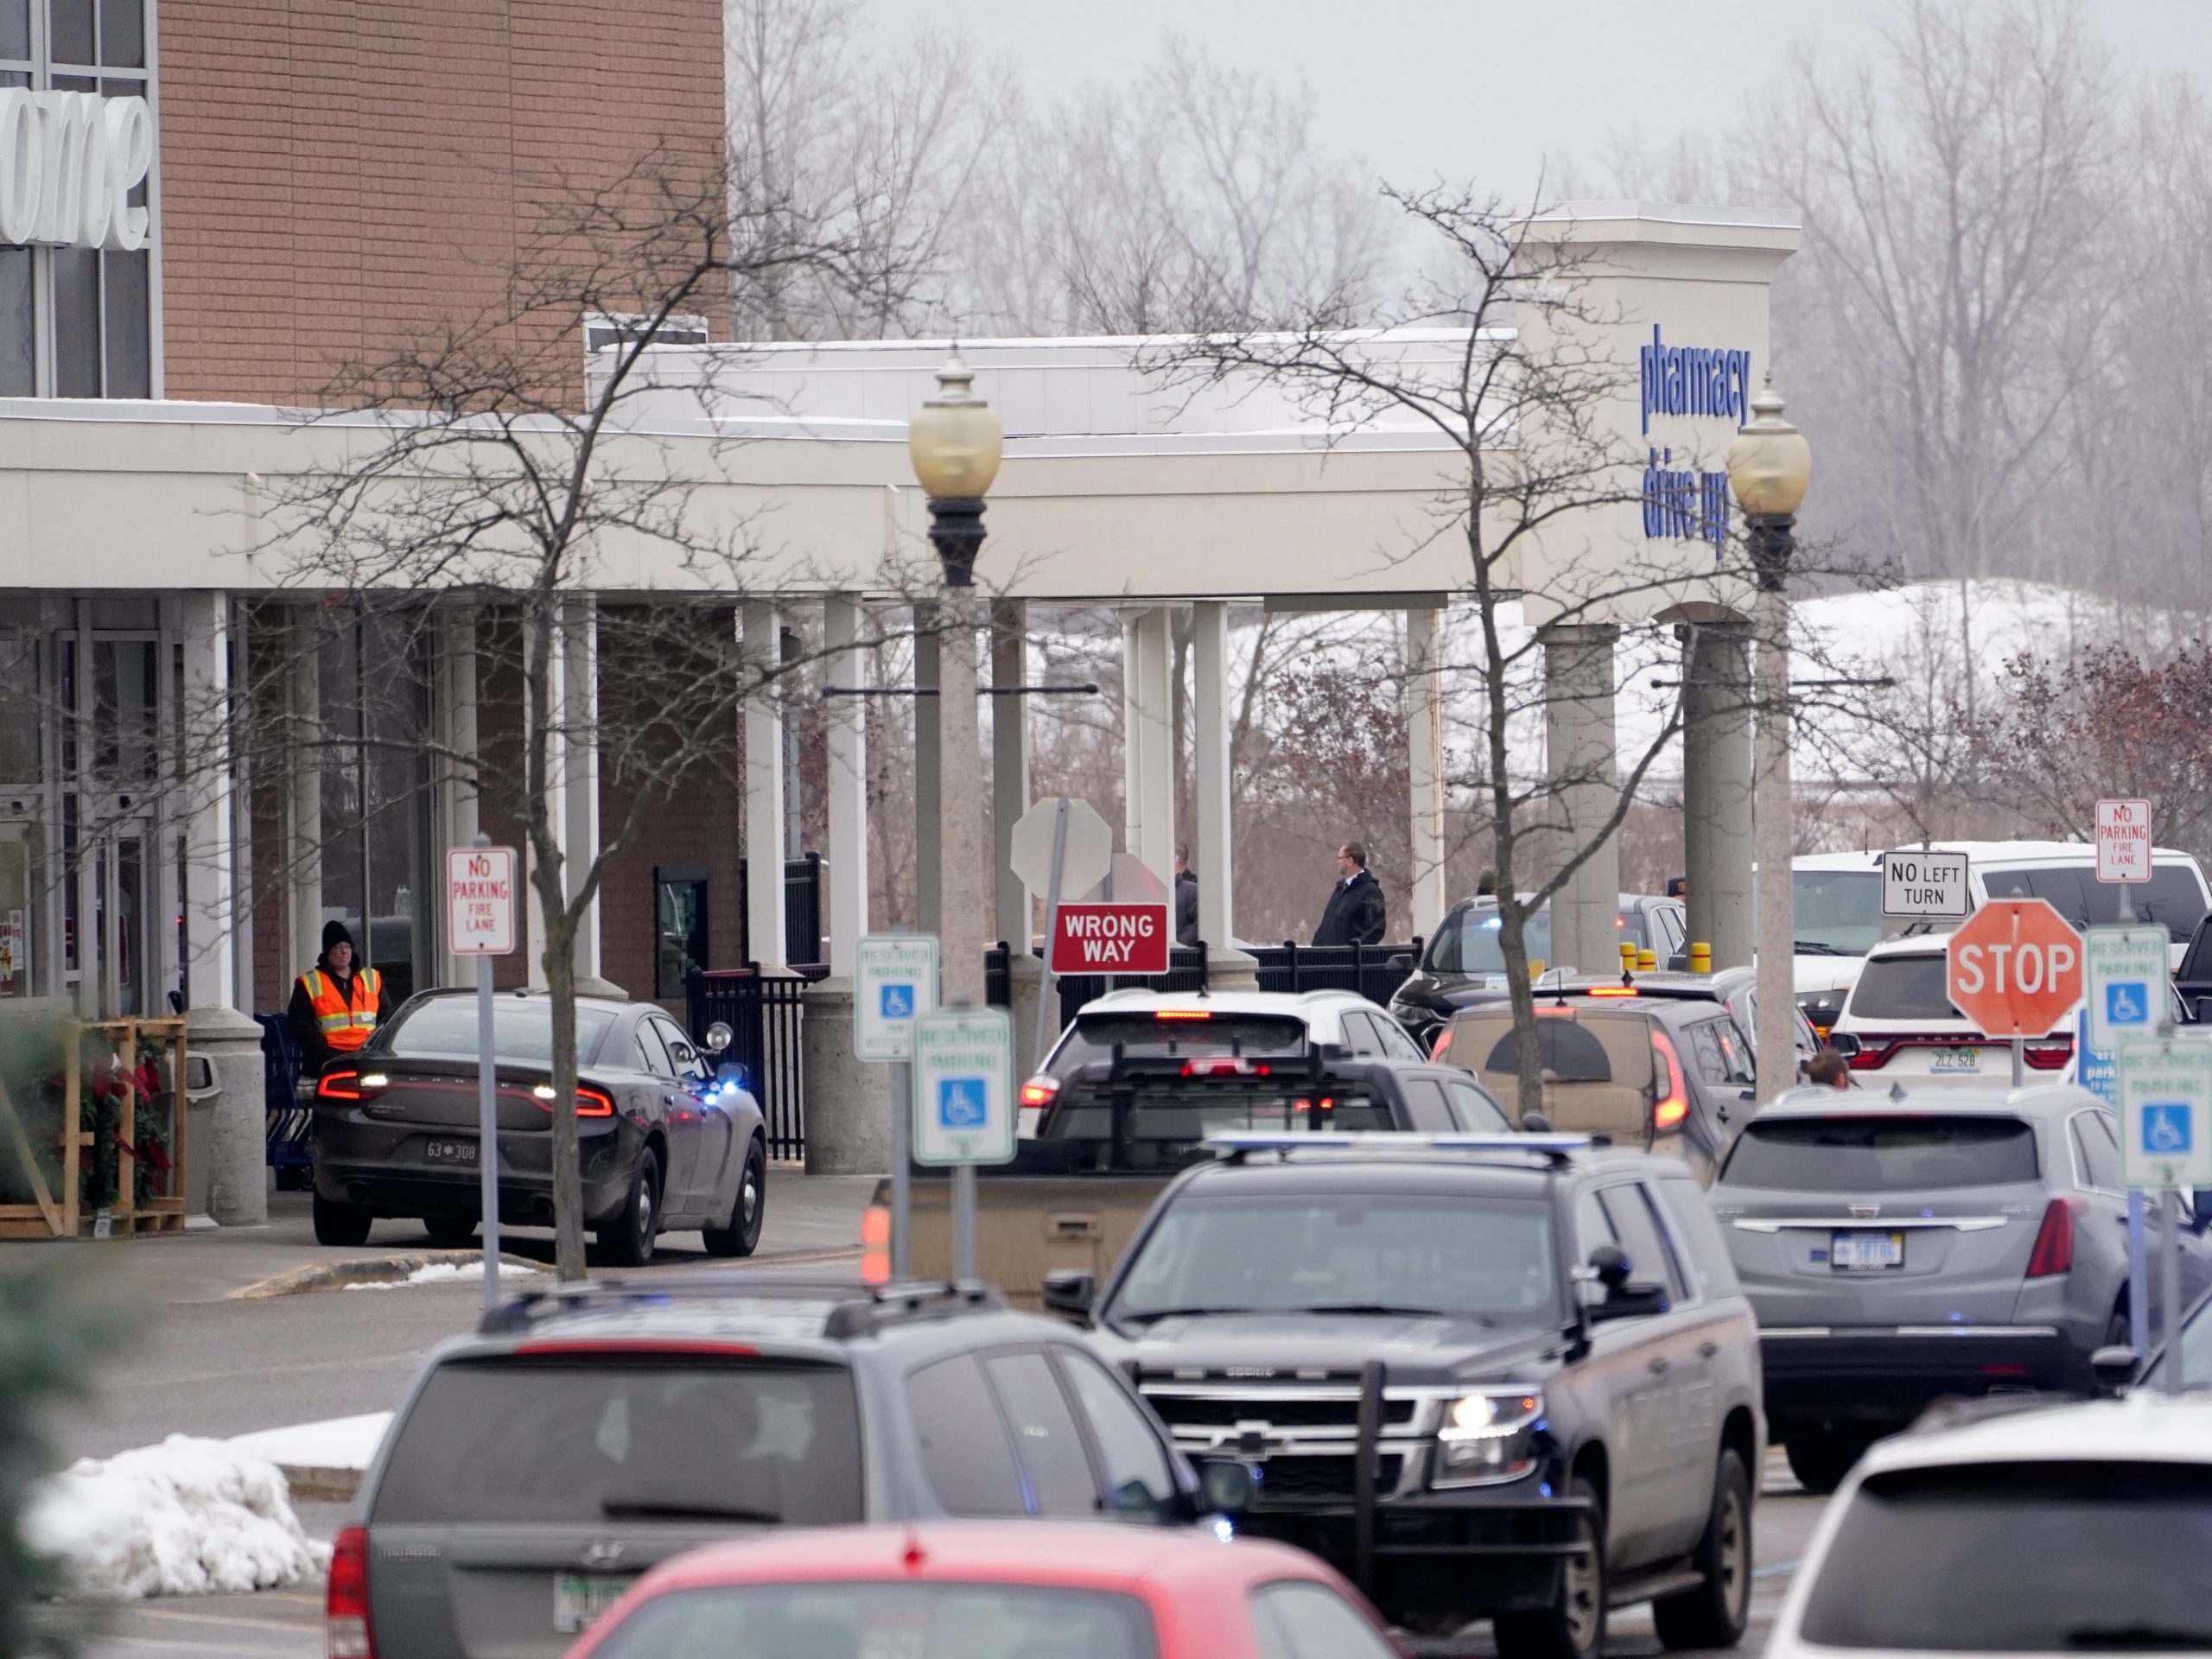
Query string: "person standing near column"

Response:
xmin=1173 ymin=844 xmax=1200 ymax=948
xmin=286 ymin=921 xmax=390 ymax=1081
xmin=1313 ymin=842 xmax=1387 ymax=947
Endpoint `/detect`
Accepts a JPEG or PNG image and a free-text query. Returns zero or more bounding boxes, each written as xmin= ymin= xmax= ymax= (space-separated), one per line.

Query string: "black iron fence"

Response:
xmin=1249 ymin=939 xmax=1424 ymax=1007
xmin=685 ymin=963 xmax=823 ymax=1160
xmin=734 ymin=854 xmax=827 ymax=969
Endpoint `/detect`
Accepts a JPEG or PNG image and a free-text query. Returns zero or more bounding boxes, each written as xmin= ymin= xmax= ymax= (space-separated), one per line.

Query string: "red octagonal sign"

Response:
xmin=1945 ymin=899 xmax=2083 ymax=1038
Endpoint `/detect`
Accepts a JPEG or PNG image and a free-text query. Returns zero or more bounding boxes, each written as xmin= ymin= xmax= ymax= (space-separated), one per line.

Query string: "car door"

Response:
xmin=1336 ymin=1011 xmax=1386 ymax=1057
xmin=1444 ymin=1077 xmax=1512 ymax=1132
xmin=654 ymin=1015 xmax=728 ymax=1215
xmin=630 ymin=1018 xmax=699 ymax=1215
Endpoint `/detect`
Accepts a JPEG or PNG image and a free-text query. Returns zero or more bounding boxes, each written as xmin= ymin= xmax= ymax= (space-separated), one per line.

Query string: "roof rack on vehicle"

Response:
xmin=477 ymin=1274 xmax=1005 ymax=1337
xmin=1205 ymin=1129 xmax=1592 ymax=1168
xmin=821 ymin=1281 xmax=1005 ymax=1339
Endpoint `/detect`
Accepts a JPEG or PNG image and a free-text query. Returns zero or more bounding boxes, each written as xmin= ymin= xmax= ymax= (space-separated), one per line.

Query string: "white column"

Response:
xmin=743 ymin=601 xmax=789 ymax=972
xmin=527 ymin=609 xmax=566 ymax=990
xmin=1540 ymin=623 xmax=1622 ymax=980
xmin=990 ymin=600 xmax=1031 ymax=947
xmin=1191 ymin=602 xmax=1250 ymax=975
xmin=1120 ymin=612 xmax=1143 ymax=874
xmin=823 ymin=595 xmax=869 ymax=976
xmin=437 ymin=604 xmax=480 ymax=986
xmin=288 ymin=611 xmax=324 ymax=978
xmin=561 ymin=597 xmax=602 ymax=985
xmin=1682 ymin=620 xmax=1754 ymax=969
xmin=179 ymin=592 xmax=238 ymax=1010
xmin=1122 ymin=607 xmax=1176 ymax=889
xmin=1406 ymin=607 xmax=1448 ymax=939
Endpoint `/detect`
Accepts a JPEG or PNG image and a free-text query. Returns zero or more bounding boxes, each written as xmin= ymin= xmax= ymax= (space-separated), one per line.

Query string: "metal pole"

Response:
xmin=1751 ymin=518 xmax=1796 ymax=1104
xmin=1031 ymin=798 xmax=1070 ymax=1074
xmin=2012 ymin=1035 xmax=2025 ymax=1090
xmin=2129 ymin=1187 xmax=2149 ymax=1358
xmin=2164 ymin=1188 xmax=2185 ymax=1395
xmin=952 ymin=1162 xmax=978 ymax=1281
xmin=890 ymin=1059 xmax=912 ymax=1280
xmin=478 ymin=950 xmax=500 ymax=1315
xmin=2120 ymin=882 xmax=2136 ymax=925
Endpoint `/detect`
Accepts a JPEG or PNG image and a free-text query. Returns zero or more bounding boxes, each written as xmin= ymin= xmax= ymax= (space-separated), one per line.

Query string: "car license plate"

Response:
xmin=424 ymin=1139 xmax=477 ymax=1165
xmin=1929 ymin=1046 xmax=1981 ymax=1074
xmin=1831 ymin=1230 xmax=1905 ymax=1272
xmin=554 ymin=1572 xmax=637 ymax=1634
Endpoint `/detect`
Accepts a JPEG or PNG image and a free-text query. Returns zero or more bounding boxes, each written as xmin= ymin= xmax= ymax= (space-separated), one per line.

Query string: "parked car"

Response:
xmin=1431 ymin=976 xmax=1763 ymax=1180
xmin=1708 ymin=1084 xmax=2212 ymax=1492
xmin=563 ymin=1522 xmax=1405 ymax=1659
xmin=2174 ymin=909 xmax=2212 ymax=1024
xmin=1825 ymin=934 xmax=2072 ymax=1086
xmin=309 ymin=989 xmax=766 ymax=1265
xmin=327 ymin=1279 xmax=1246 ymax=1659
xmin=1386 ymin=893 xmax=1688 ymax=1049
xmin=1705 ymin=964 xmax=1822 ymax=1079
xmin=1057 ymin=1133 xmax=1765 ymax=1659
xmin=1022 ymin=989 xmax=1428 ymax=1135
xmin=1766 ymin=1392 xmax=2212 ymax=1659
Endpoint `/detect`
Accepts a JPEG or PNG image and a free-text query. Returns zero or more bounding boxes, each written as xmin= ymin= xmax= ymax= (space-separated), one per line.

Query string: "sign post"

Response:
xmin=855 ymin=933 xmax=940 ymax=1279
xmin=1944 ymin=899 xmax=2084 ymax=1089
xmin=1880 ymin=849 xmax=1969 ymax=921
xmin=911 ymin=1006 xmax=1016 ymax=1280
xmin=447 ymin=841 xmax=517 ymax=1315
xmin=1010 ymin=798 xmax=1115 ymax=1073
xmin=2096 ymin=798 xmax=2153 ymax=924
xmin=2118 ymin=1035 xmax=2212 ymax=1392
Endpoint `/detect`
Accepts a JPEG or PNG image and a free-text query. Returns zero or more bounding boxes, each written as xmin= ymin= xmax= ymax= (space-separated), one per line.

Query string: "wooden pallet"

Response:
xmin=0 ymin=1014 xmax=188 ymax=1240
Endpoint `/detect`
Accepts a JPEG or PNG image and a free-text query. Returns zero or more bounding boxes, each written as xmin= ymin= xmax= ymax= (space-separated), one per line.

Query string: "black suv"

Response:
xmin=1048 ymin=1136 xmax=1764 ymax=1659
xmin=340 ymin=1279 xmax=1250 ymax=1659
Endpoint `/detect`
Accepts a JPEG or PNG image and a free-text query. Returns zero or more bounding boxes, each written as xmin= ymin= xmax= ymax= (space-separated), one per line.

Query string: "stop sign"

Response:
xmin=1945 ymin=899 xmax=2083 ymax=1037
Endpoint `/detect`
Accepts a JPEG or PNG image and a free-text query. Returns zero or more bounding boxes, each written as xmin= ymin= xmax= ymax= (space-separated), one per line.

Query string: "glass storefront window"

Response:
xmin=92 ymin=639 xmax=158 ymax=781
xmin=0 ymin=821 xmax=42 ymax=998
xmin=656 ymin=869 xmax=709 ymax=996
xmin=0 ymin=632 xmax=40 ymax=783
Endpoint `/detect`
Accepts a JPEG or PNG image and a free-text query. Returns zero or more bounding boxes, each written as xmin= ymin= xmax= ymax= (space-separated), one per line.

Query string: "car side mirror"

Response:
xmin=1388 ymin=952 xmax=1414 ymax=973
xmin=704 ymin=1021 xmax=734 ymax=1054
xmin=1194 ymin=1458 xmax=1255 ymax=1516
xmin=1587 ymin=1243 xmax=1632 ymax=1292
xmin=1521 ymin=1110 xmax=1552 ymax=1134
xmin=1041 ymin=1269 xmax=1096 ymax=1320
xmin=2091 ymin=1344 xmax=2139 ymax=1395
xmin=1826 ymin=1032 xmax=1862 ymax=1058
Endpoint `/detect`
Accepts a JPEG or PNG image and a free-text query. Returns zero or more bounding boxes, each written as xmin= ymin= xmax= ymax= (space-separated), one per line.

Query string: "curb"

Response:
xmin=229 ymin=1251 xmax=547 ymax=1300
xmin=283 ymin=1464 xmax=365 ymax=1503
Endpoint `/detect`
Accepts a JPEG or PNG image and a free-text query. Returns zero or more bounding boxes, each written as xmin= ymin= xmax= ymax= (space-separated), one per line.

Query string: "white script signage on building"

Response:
xmin=0 ymin=89 xmax=156 ymax=251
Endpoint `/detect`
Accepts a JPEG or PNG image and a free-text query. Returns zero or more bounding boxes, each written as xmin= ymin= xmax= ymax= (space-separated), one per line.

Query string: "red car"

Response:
xmin=563 ymin=1521 xmax=1406 ymax=1659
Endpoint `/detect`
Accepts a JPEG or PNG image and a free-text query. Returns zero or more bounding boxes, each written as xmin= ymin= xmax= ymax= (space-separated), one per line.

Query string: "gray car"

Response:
xmin=327 ymin=1280 xmax=1248 ymax=1659
xmin=1710 ymin=1083 xmax=2212 ymax=1491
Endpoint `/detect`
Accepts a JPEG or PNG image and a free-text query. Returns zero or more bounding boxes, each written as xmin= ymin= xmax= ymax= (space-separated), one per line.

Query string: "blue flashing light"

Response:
xmin=1481 ymin=917 xmax=1503 ymax=930
xmin=1209 ymin=1516 xmax=1236 ymax=1543
xmin=1540 ymin=1481 xmax=1554 ymax=1498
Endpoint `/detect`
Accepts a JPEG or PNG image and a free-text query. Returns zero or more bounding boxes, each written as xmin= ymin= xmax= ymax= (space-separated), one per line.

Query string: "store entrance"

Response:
xmin=71 ymin=811 xmax=159 ymax=1020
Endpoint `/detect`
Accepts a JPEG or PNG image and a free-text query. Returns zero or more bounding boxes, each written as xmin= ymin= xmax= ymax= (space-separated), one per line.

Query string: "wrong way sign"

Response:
xmin=1049 ymin=904 xmax=1170 ymax=975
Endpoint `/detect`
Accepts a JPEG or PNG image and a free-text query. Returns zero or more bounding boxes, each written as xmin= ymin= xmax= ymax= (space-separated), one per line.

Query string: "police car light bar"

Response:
xmin=1204 ymin=1131 xmax=1592 ymax=1155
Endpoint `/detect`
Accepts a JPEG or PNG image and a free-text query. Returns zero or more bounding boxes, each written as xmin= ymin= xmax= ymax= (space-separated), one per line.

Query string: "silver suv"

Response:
xmin=1710 ymin=1084 xmax=2212 ymax=1491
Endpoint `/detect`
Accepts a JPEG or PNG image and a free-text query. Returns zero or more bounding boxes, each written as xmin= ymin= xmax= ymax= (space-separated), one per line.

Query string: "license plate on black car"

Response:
xmin=1831 ymin=1230 xmax=1904 ymax=1271
xmin=424 ymin=1139 xmax=477 ymax=1164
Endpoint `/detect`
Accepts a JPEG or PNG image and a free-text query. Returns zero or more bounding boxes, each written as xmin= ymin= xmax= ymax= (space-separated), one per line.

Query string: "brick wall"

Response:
xmin=156 ymin=0 xmax=725 ymax=405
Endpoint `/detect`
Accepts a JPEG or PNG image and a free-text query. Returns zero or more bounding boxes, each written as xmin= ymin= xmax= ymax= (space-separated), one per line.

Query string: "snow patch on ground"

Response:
xmin=27 ymin=1436 xmax=332 ymax=1600
xmin=344 ymin=1257 xmax=544 ymax=1290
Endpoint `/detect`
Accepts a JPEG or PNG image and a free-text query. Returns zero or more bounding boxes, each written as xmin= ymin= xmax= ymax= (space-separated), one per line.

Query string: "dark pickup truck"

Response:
xmin=874 ymin=1052 xmax=1513 ymax=1306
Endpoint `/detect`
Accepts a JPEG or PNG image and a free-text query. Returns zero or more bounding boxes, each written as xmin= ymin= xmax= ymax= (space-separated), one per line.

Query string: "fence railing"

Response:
xmin=685 ymin=964 xmax=823 ymax=1160
xmin=1249 ymin=939 xmax=1424 ymax=1007
xmin=734 ymin=854 xmax=827 ymax=970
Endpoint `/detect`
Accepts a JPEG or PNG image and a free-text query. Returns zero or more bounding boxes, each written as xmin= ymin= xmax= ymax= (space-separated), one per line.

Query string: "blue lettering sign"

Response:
xmin=1640 ymin=326 xmax=1753 ymax=435
xmin=1642 ymin=448 xmax=1731 ymax=554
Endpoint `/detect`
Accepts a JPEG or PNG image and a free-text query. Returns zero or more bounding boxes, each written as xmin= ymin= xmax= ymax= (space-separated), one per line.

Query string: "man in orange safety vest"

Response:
xmin=285 ymin=920 xmax=390 ymax=1077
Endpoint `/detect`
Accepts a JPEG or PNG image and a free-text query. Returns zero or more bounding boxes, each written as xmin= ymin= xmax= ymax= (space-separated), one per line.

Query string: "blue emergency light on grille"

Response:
xmin=1203 ymin=1131 xmax=1592 ymax=1154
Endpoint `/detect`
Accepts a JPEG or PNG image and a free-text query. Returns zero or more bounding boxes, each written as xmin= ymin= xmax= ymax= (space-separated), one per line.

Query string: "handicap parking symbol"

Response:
xmin=2107 ymin=982 xmax=2150 ymax=1027
xmin=938 ymin=1077 xmax=987 ymax=1130
xmin=2145 ymin=1102 xmax=2194 ymax=1156
xmin=880 ymin=982 xmax=914 ymax=1020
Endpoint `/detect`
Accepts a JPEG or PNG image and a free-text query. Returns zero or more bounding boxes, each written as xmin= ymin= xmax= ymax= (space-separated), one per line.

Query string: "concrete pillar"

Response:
xmin=1122 ymin=607 xmax=1176 ymax=889
xmin=801 ymin=980 xmax=885 ymax=1172
xmin=561 ymin=597 xmax=613 ymax=993
xmin=1540 ymin=622 xmax=1623 ymax=979
xmin=1406 ymin=607 xmax=1448 ymax=939
xmin=1681 ymin=620 xmax=1753 ymax=969
xmin=914 ymin=603 xmax=940 ymax=937
xmin=526 ymin=608 xmax=565 ymax=991
xmin=938 ymin=595 xmax=988 ymax=1007
xmin=287 ymin=611 xmax=324 ymax=978
xmin=990 ymin=600 xmax=1030 ymax=949
xmin=1191 ymin=601 xmax=1255 ymax=987
xmin=823 ymin=595 xmax=868 ymax=977
xmin=742 ymin=601 xmax=789 ymax=972
xmin=436 ymin=604 xmax=480 ymax=988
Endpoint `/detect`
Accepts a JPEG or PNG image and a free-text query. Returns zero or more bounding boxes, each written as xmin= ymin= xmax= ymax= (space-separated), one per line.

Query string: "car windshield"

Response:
xmin=371 ymin=1359 xmax=862 ymax=1526
xmin=1796 ymin=1461 xmax=2212 ymax=1650
xmin=1108 ymin=1192 xmax=1560 ymax=1327
xmin=1052 ymin=1014 xmax=1309 ymax=1069
xmin=1790 ymin=870 xmax=1886 ymax=956
xmin=1982 ymin=863 xmax=2208 ymax=944
xmin=588 ymin=1583 xmax=1157 ymax=1659
xmin=1426 ymin=907 xmax=1648 ymax=976
xmin=1719 ymin=1116 xmax=2039 ymax=1191
xmin=1845 ymin=955 xmax=1959 ymax=1022
xmin=380 ymin=999 xmax=619 ymax=1065
xmin=1042 ymin=1084 xmax=1394 ymax=1169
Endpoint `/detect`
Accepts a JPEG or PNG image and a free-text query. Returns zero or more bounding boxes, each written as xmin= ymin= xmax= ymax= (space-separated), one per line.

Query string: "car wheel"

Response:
xmin=1784 ymin=1429 xmax=1869 ymax=1495
xmin=1494 ymin=1474 xmax=1605 ymax=1659
xmin=313 ymin=1192 xmax=373 ymax=1248
xmin=423 ymin=1215 xmax=477 ymax=1247
xmin=595 ymin=1147 xmax=661 ymax=1268
xmin=702 ymin=1137 xmax=766 ymax=1258
xmin=1654 ymin=1447 xmax=1753 ymax=1649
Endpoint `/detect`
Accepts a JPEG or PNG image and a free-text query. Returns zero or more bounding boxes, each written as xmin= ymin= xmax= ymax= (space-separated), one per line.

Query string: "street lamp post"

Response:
xmin=1726 ymin=382 xmax=1812 ymax=1104
xmin=908 ymin=350 xmax=1001 ymax=1008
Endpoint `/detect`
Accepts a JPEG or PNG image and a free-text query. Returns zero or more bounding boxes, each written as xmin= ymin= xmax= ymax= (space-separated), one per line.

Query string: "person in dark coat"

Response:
xmin=1313 ymin=842 xmax=1388 ymax=947
xmin=1173 ymin=844 xmax=1200 ymax=948
xmin=286 ymin=920 xmax=392 ymax=1077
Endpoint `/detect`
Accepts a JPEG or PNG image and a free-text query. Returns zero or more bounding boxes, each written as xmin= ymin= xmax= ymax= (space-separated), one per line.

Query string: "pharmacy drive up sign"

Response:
xmin=1946 ymin=899 xmax=2082 ymax=1039
xmin=1050 ymin=903 xmax=1170 ymax=976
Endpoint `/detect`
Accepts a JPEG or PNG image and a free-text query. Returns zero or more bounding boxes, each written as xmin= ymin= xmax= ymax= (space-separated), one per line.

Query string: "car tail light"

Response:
xmin=1430 ymin=1027 xmax=1453 ymax=1063
xmin=1019 ymin=1075 xmax=1059 ymax=1109
xmin=861 ymin=1205 xmax=891 ymax=1285
xmin=1847 ymin=1039 xmax=1895 ymax=1071
xmin=1181 ymin=1057 xmax=1270 ymax=1077
xmin=1650 ymin=1030 xmax=1689 ymax=1132
xmin=2023 ymin=1039 xmax=2072 ymax=1071
xmin=2026 ymin=1198 xmax=2080 ymax=1278
xmin=1587 ymin=985 xmax=1641 ymax=997
xmin=327 ymin=1526 xmax=373 ymax=1659
xmin=317 ymin=1071 xmax=362 ymax=1101
xmin=530 ymin=1085 xmax=615 ymax=1117
xmin=1153 ymin=1010 xmax=1212 ymax=1020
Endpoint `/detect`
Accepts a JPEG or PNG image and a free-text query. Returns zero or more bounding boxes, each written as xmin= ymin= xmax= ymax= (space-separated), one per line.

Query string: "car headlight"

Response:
xmin=1433 ymin=1389 xmax=1543 ymax=1488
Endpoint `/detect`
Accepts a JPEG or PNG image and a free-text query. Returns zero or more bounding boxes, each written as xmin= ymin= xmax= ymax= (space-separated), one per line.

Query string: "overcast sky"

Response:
xmin=864 ymin=0 xmax=2212 ymax=198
